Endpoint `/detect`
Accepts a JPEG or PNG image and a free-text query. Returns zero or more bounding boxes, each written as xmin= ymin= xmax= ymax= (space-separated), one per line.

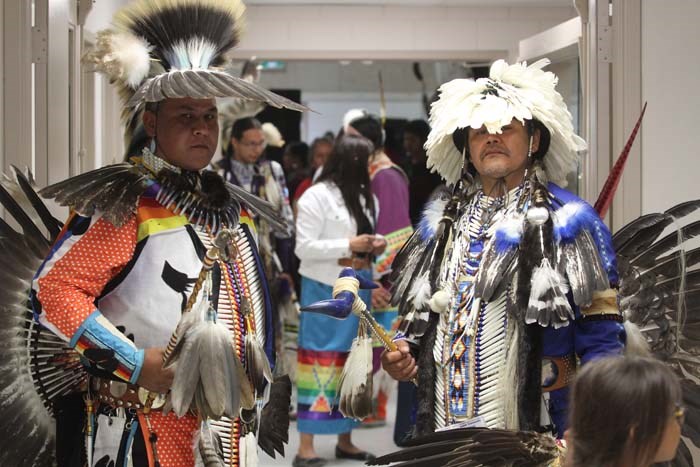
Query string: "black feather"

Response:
xmin=225 ymin=182 xmax=287 ymax=234
xmin=665 ymin=199 xmax=700 ymax=219
xmin=372 ymin=428 xmax=559 ymax=467
xmin=124 ymin=3 xmax=242 ymax=69
xmin=0 ymin=182 xmax=49 ymax=257
xmin=613 ymin=212 xmax=668 ymax=254
xmin=200 ymin=170 xmax=231 ymax=209
xmin=641 ymin=247 xmax=700 ymax=279
xmin=655 ymin=269 xmax=700 ymax=292
xmin=40 ymin=163 xmax=148 ymax=226
xmin=10 ymin=166 xmax=62 ymax=239
xmin=632 ymin=220 xmax=700 ymax=267
xmin=413 ymin=313 xmax=439 ymax=437
xmin=258 ymin=375 xmax=292 ymax=458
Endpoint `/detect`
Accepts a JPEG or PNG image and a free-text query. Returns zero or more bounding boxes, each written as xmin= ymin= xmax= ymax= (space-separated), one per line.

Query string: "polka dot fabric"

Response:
xmin=138 ymin=412 xmax=199 ymax=467
xmin=36 ymin=215 xmax=137 ymax=338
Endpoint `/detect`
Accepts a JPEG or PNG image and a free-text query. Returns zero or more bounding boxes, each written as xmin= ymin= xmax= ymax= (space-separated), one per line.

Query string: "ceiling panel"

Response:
xmin=245 ymin=0 xmax=572 ymax=5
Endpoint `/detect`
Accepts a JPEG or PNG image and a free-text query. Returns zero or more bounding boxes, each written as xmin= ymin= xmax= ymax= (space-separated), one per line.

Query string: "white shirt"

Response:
xmin=295 ymin=181 xmax=377 ymax=286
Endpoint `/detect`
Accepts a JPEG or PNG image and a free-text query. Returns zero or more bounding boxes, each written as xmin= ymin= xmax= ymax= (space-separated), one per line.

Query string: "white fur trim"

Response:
xmin=262 ymin=122 xmax=285 ymax=148
xmin=553 ymin=201 xmax=587 ymax=227
xmin=429 ymin=289 xmax=451 ymax=314
xmin=89 ymin=30 xmax=153 ymax=89
xmin=419 ymin=196 xmax=449 ymax=235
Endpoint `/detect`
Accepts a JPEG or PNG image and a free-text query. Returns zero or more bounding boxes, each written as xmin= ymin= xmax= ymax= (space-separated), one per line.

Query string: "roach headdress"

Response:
xmin=84 ymin=0 xmax=307 ymax=139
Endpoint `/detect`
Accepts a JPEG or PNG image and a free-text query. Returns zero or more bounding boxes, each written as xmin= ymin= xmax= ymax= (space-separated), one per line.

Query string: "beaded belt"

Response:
xmin=337 ymin=257 xmax=371 ymax=269
xmin=93 ymin=378 xmax=167 ymax=411
xmin=541 ymin=354 xmax=577 ymax=392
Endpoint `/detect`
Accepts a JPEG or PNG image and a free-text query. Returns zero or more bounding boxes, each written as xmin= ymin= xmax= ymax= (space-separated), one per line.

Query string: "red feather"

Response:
xmin=594 ymin=102 xmax=648 ymax=217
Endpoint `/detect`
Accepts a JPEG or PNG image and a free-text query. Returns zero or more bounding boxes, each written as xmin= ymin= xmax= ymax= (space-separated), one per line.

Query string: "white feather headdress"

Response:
xmin=425 ymin=58 xmax=587 ymax=186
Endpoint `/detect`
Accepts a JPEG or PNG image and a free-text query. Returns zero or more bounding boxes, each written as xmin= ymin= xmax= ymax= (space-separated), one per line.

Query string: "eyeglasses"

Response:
xmin=239 ymin=140 xmax=267 ymax=149
xmin=674 ymin=404 xmax=686 ymax=426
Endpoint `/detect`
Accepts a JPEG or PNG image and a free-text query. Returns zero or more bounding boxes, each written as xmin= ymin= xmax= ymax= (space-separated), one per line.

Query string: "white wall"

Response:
xmin=641 ymin=0 xmax=700 ymax=214
xmin=83 ymin=0 xmax=129 ymax=34
xmin=302 ymin=92 xmax=423 ymax=141
xmin=235 ymin=4 xmax=576 ymax=60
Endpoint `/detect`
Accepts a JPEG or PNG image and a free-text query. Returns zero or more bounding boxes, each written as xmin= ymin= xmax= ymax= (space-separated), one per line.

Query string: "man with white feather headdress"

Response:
xmin=1 ymin=0 xmax=308 ymax=466
xmin=381 ymin=59 xmax=625 ymax=439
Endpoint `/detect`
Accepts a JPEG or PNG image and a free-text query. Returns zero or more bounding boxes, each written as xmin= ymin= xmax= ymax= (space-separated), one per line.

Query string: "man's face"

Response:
xmin=311 ymin=141 xmax=332 ymax=170
xmin=467 ymin=118 xmax=539 ymax=184
xmin=143 ymin=97 xmax=218 ymax=171
xmin=231 ymin=128 xmax=266 ymax=164
xmin=403 ymin=132 xmax=424 ymax=161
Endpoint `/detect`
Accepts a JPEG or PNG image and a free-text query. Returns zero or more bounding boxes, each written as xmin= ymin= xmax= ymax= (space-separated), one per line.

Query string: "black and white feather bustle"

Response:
xmin=614 ymin=199 xmax=700 ymax=461
xmin=0 ymin=168 xmax=85 ymax=467
xmin=369 ymin=427 xmax=562 ymax=467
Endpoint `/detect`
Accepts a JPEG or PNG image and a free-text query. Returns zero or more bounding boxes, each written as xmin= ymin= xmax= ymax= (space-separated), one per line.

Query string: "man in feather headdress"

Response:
xmin=20 ymin=0 xmax=306 ymax=466
xmin=381 ymin=59 xmax=625 ymax=439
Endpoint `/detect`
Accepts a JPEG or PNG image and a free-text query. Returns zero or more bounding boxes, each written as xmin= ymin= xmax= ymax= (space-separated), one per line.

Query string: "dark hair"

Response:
xmin=226 ymin=117 xmax=263 ymax=158
xmin=124 ymin=124 xmax=149 ymax=160
xmin=349 ymin=115 xmax=383 ymax=150
xmin=317 ymin=135 xmax=376 ymax=235
xmin=231 ymin=117 xmax=262 ymax=140
xmin=284 ymin=141 xmax=310 ymax=167
xmin=309 ymin=137 xmax=333 ymax=167
xmin=569 ymin=356 xmax=681 ymax=467
xmin=404 ymin=119 xmax=431 ymax=144
xmin=310 ymin=137 xmax=333 ymax=154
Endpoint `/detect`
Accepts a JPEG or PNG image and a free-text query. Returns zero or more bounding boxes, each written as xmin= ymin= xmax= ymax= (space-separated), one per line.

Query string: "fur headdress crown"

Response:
xmin=84 ymin=0 xmax=306 ymax=138
xmin=425 ymin=58 xmax=587 ymax=187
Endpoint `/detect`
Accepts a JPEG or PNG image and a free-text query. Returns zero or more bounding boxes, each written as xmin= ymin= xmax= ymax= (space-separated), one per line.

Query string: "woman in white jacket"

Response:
xmin=293 ymin=135 xmax=386 ymax=467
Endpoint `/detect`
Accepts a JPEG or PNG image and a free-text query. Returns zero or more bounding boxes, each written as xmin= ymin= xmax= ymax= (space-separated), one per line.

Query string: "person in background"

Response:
xmin=218 ymin=116 xmax=296 ymax=373
xmin=293 ymin=136 xmax=333 ymax=208
xmin=566 ymin=356 xmax=682 ymax=467
xmin=283 ymin=141 xmax=311 ymax=200
xmin=346 ymin=113 xmax=413 ymax=427
xmin=403 ymin=119 xmax=444 ymax=227
xmin=294 ymin=135 xmax=386 ymax=467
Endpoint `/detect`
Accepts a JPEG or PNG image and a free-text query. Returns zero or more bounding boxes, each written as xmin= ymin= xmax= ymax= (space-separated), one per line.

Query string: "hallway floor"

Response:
xmin=260 ymin=395 xmax=400 ymax=467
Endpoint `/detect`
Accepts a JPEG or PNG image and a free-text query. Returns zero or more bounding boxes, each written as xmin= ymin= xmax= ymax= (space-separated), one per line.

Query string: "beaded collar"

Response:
xmin=138 ymin=148 xmax=240 ymax=234
xmin=463 ymin=184 xmax=526 ymax=242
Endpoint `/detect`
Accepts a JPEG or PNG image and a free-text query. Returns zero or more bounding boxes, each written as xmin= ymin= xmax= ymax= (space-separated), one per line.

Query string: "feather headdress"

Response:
xmin=84 ymin=0 xmax=307 ymax=140
xmin=425 ymin=58 xmax=586 ymax=186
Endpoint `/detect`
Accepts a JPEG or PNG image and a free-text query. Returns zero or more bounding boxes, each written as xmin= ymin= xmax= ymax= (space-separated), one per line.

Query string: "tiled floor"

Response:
xmin=260 ymin=394 xmax=400 ymax=467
